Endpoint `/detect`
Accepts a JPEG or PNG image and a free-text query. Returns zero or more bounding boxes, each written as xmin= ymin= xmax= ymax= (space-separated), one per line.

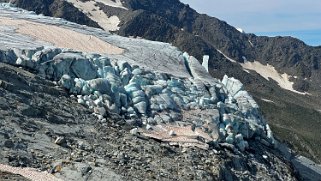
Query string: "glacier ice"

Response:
xmin=0 ymin=4 xmax=276 ymax=150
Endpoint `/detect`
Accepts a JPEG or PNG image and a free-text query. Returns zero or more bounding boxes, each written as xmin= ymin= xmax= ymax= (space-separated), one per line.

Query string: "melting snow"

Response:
xmin=236 ymin=28 xmax=245 ymax=33
xmin=216 ymin=49 xmax=307 ymax=95
xmin=261 ymin=98 xmax=275 ymax=103
xmin=216 ymin=49 xmax=236 ymax=63
xmin=241 ymin=61 xmax=307 ymax=95
xmin=95 ymin=0 xmax=127 ymax=10
xmin=66 ymin=0 xmax=121 ymax=31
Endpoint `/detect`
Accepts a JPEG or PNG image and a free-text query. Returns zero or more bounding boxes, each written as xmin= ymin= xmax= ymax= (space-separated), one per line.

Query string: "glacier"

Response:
xmin=0 ymin=3 xmax=275 ymax=151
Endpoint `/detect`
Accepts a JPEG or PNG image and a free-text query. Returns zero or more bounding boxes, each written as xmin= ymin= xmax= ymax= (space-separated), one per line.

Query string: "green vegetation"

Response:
xmin=255 ymin=97 xmax=321 ymax=163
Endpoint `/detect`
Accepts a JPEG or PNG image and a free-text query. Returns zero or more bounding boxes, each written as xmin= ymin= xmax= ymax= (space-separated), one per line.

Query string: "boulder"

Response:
xmin=127 ymin=107 xmax=136 ymax=114
xmin=160 ymin=114 xmax=172 ymax=123
xmin=130 ymin=128 xmax=138 ymax=135
xmin=94 ymin=107 xmax=107 ymax=116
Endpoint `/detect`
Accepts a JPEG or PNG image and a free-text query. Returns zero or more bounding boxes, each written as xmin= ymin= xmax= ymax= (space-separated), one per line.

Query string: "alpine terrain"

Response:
xmin=0 ymin=1 xmax=320 ymax=181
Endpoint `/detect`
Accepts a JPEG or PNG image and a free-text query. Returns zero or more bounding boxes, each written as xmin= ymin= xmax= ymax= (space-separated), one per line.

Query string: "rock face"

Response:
xmin=0 ymin=3 xmax=305 ymax=181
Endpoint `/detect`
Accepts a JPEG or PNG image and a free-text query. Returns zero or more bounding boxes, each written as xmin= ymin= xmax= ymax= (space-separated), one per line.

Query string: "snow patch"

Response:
xmin=66 ymin=0 xmax=121 ymax=31
xmin=215 ymin=49 xmax=308 ymax=95
xmin=241 ymin=61 xmax=307 ymax=95
xmin=216 ymin=49 xmax=236 ymax=63
xmin=95 ymin=0 xmax=127 ymax=10
xmin=236 ymin=28 xmax=245 ymax=33
xmin=261 ymin=98 xmax=275 ymax=103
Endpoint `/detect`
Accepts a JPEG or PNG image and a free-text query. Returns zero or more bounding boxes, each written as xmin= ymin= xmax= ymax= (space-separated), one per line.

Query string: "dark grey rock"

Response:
xmin=3 ymin=140 xmax=14 ymax=148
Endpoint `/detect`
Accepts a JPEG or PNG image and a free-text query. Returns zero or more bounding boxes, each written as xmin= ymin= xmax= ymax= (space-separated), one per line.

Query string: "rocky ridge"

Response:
xmin=0 ymin=3 xmax=310 ymax=181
